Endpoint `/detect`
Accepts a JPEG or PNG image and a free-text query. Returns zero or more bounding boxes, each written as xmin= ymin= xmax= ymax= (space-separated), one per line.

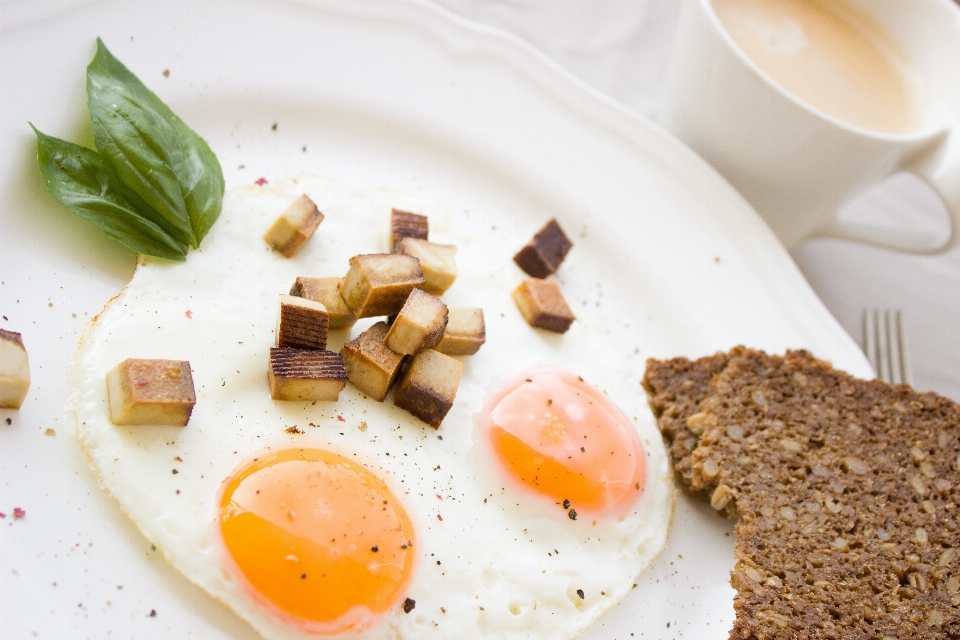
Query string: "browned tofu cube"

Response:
xmin=277 ymin=294 xmax=329 ymax=350
xmin=340 ymin=322 xmax=406 ymax=401
xmin=513 ymin=218 xmax=573 ymax=278
xmin=385 ymin=289 xmax=449 ymax=355
xmin=435 ymin=307 xmax=486 ymax=356
xmin=268 ymin=348 xmax=346 ymax=402
xmin=390 ymin=208 xmax=428 ymax=250
xmin=339 ymin=254 xmax=424 ymax=319
xmin=511 ymin=279 xmax=575 ymax=333
xmin=395 ymin=238 xmax=458 ymax=295
xmin=394 ymin=349 xmax=464 ymax=428
xmin=289 ymin=277 xmax=357 ymax=330
xmin=106 ymin=359 xmax=196 ymax=426
xmin=263 ymin=194 xmax=324 ymax=257
xmin=0 ymin=329 xmax=30 ymax=409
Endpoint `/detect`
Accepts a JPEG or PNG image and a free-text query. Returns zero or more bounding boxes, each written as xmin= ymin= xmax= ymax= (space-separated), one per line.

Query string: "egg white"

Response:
xmin=68 ymin=176 xmax=674 ymax=640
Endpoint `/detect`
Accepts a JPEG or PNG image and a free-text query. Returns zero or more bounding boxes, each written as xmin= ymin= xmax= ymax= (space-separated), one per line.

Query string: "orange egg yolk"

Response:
xmin=481 ymin=367 xmax=645 ymax=514
xmin=217 ymin=448 xmax=416 ymax=634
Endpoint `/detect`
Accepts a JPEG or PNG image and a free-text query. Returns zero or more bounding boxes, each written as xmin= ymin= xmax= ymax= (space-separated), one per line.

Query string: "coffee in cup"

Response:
xmin=711 ymin=0 xmax=925 ymax=134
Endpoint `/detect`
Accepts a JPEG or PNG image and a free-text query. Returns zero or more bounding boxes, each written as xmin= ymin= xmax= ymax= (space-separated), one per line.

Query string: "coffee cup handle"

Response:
xmin=823 ymin=131 xmax=960 ymax=255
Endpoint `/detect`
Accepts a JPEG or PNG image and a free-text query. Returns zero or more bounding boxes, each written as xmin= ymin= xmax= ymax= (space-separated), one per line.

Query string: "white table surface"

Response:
xmin=432 ymin=0 xmax=960 ymax=403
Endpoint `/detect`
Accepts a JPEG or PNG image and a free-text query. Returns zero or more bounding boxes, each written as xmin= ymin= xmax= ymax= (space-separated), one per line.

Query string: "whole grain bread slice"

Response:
xmin=641 ymin=347 xmax=741 ymax=493
xmin=645 ymin=347 xmax=960 ymax=639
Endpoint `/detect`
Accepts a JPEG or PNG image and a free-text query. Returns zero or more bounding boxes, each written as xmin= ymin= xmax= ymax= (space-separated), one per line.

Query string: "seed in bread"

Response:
xmin=0 ymin=329 xmax=30 ymax=409
xmin=389 ymin=208 xmax=428 ymax=250
xmin=385 ymin=289 xmax=448 ymax=356
xmin=513 ymin=218 xmax=573 ymax=278
xmin=340 ymin=321 xmax=406 ymax=402
xmin=435 ymin=306 xmax=485 ymax=356
xmin=262 ymin=194 xmax=324 ymax=257
xmin=511 ymin=278 xmax=575 ymax=333
xmin=106 ymin=358 xmax=196 ymax=426
xmin=267 ymin=348 xmax=346 ymax=402
xmin=289 ymin=277 xmax=357 ymax=330
xmin=339 ymin=254 xmax=425 ymax=319
xmin=395 ymin=237 xmax=457 ymax=295
xmin=644 ymin=347 xmax=960 ymax=640
xmin=276 ymin=294 xmax=329 ymax=351
xmin=394 ymin=349 xmax=463 ymax=428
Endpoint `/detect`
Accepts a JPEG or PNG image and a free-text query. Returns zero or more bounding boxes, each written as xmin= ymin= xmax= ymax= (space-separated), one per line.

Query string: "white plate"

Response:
xmin=0 ymin=1 xmax=872 ymax=638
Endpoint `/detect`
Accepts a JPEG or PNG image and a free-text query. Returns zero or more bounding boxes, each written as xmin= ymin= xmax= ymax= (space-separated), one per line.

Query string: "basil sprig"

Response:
xmin=33 ymin=127 xmax=189 ymax=260
xmin=33 ymin=39 xmax=223 ymax=261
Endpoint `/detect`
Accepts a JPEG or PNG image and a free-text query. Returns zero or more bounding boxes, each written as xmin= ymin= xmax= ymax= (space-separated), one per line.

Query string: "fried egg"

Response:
xmin=69 ymin=175 xmax=673 ymax=639
xmin=477 ymin=366 xmax=645 ymax=517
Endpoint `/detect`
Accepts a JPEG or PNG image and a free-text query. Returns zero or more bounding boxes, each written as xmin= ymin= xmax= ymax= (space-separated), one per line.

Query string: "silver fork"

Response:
xmin=862 ymin=309 xmax=913 ymax=386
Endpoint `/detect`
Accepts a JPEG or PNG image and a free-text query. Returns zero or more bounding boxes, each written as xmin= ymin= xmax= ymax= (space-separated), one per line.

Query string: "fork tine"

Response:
xmin=885 ymin=310 xmax=904 ymax=385
xmin=877 ymin=309 xmax=893 ymax=384
xmin=863 ymin=309 xmax=880 ymax=379
xmin=894 ymin=310 xmax=913 ymax=386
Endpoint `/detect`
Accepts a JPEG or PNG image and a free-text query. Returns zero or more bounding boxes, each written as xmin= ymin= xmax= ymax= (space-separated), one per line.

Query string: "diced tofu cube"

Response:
xmin=339 ymin=254 xmax=424 ymax=319
xmin=106 ymin=359 xmax=196 ymax=426
xmin=396 ymin=238 xmax=458 ymax=295
xmin=513 ymin=218 xmax=573 ymax=278
xmin=268 ymin=348 xmax=346 ymax=402
xmin=435 ymin=307 xmax=486 ymax=356
xmin=0 ymin=329 xmax=30 ymax=409
xmin=390 ymin=208 xmax=428 ymax=250
xmin=394 ymin=349 xmax=464 ymax=428
xmin=277 ymin=294 xmax=329 ymax=350
xmin=263 ymin=194 xmax=324 ymax=257
xmin=385 ymin=289 xmax=449 ymax=355
xmin=289 ymin=277 xmax=357 ymax=330
xmin=511 ymin=278 xmax=575 ymax=333
xmin=340 ymin=322 xmax=406 ymax=401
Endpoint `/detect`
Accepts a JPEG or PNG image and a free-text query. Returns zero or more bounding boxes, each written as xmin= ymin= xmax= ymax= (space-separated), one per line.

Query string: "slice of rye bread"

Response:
xmin=642 ymin=346 xmax=742 ymax=493
xmin=644 ymin=347 xmax=960 ymax=639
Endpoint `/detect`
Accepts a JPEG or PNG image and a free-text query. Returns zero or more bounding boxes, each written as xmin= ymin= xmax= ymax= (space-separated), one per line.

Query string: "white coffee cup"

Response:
xmin=661 ymin=0 xmax=960 ymax=253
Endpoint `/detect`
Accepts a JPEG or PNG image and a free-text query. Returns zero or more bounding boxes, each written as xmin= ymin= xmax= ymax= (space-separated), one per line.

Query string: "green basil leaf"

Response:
xmin=86 ymin=38 xmax=223 ymax=248
xmin=32 ymin=125 xmax=188 ymax=261
xmin=86 ymin=41 xmax=193 ymax=247
xmin=171 ymin=116 xmax=224 ymax=244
